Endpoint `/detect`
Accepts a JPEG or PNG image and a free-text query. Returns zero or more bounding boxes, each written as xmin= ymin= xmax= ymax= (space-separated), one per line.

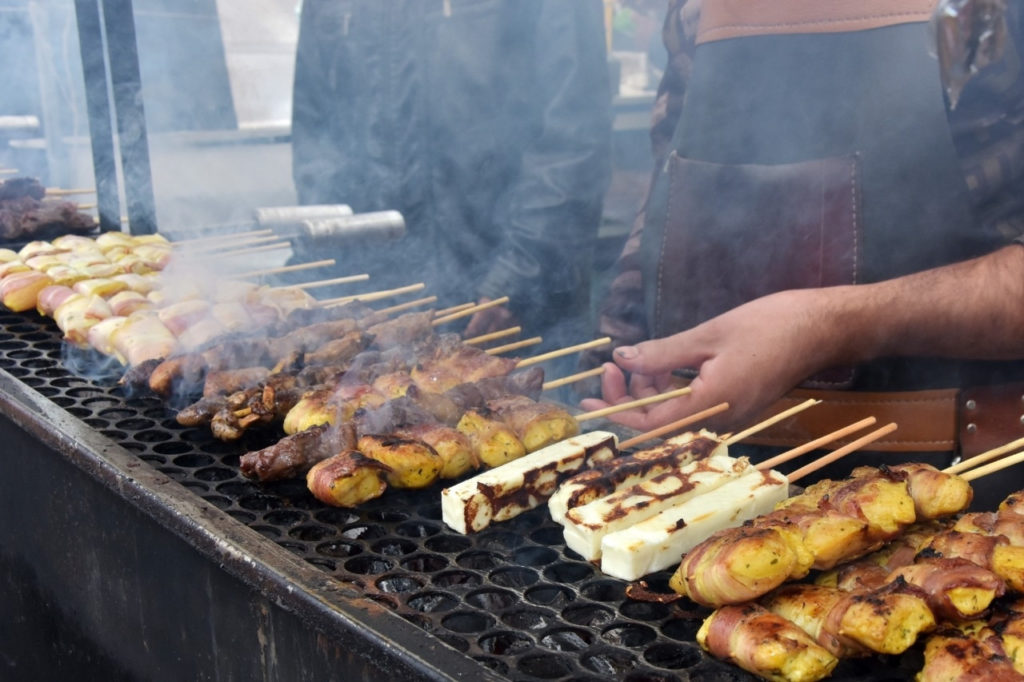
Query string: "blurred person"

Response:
xmin=289 ymin=0 xmax=612 ymax=353
xmin=580 ymin=0 xmax=1024 ymax=495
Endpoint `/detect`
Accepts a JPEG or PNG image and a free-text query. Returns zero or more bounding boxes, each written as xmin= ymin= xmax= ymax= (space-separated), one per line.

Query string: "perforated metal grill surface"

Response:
xmin=0 ymin=310 xmax=917 ymax=681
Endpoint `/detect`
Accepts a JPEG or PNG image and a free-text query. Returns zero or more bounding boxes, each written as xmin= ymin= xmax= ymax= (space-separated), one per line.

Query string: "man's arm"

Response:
xmin=581 ymin=244 xmax=1024 ymax=431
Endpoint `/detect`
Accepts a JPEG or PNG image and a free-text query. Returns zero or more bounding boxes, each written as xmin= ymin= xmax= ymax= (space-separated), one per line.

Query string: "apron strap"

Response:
xmin=697 ymin=0 xmax=938 ymax=45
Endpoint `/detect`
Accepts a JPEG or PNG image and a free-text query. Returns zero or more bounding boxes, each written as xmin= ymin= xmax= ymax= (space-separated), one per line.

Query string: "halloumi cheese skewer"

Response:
xmin=441 ymin=430 xmax=618 ymax=534
xmin=562 ymin=454 xmax=755 ymax=562
xmin=599 ymin=468 xmax=789 ymax=581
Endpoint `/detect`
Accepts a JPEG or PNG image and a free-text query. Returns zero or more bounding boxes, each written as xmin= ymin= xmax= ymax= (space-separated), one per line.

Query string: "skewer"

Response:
xmin=576 ymin=386 xmax=694 ymax=423
xmin=432 ymin=297 xmax=510 ymax=326
xmin=0 ymin=168 xmax=19 ymax=175
xmin=435 ymin=302 xmax=475 ymax=317
xmin=720 ymin=398 xmax=822 ymax=446
xmin=320 ymin=282 xmax=426 ymax=306
xmin=959 ymin=449 xmax=1024 ymax=482
xmin=45 ymin=187 xmax=95 ymax=196
xmin=755 ymin=416 xmax=878 ymax=471
xmin=374 ymin=295 xmax=437 ymax=316
xmin=171 ymin=228 xmax=274 ymax=246
xmin=944 ymin=435 xmax=1024 ymax=475
xmin=515 ymin=337 xmax=612 ymax=369
xmin=195 ymin=241 xmax=291 ymax=258
xmin=276 ymin=274 xmax=370 ymax=291
xmin=232 ymin=258 xmax=336 ymax=279
xmin=483 ymin=336 xmax=543 ymax=355
xmin=618 ymin=401 xmax=731 ymax=450
xmin=463 ymin=326 xmax=521 ymax=345
xmin=78 ymin=203 xmax=97 ymax=210
xmin=542 ymin=366 xmax=606 ymax=392
xmin=787 ymin=422 xmax=899 ymax=483
xmin=190 ymin=234 xmax=283 ymax=252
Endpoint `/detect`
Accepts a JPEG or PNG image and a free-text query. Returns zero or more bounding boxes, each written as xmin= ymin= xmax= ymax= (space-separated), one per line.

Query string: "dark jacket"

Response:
xmin=291 ymin=0 xmax=612 ymax=346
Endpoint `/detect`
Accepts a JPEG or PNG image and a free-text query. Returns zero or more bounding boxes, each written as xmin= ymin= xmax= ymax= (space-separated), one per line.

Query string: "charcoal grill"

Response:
xmin=0 ymin=309 xmax=920 ymax=681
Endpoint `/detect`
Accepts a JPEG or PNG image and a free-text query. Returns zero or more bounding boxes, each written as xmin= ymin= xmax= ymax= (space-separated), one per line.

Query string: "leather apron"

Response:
xmin=640 ymin=0 xmax=1024 ymax=455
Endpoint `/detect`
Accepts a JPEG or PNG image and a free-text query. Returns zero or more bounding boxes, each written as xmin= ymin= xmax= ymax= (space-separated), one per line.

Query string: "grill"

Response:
xmin=0 ymin=308 xmax=920 ymax=681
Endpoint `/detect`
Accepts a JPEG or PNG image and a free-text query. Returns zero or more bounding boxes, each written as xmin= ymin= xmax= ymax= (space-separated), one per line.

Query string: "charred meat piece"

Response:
xmin=0 ymin=177 xmax=46 ymax=201
xmin=240 ymin=422 xmax=357 ymax=481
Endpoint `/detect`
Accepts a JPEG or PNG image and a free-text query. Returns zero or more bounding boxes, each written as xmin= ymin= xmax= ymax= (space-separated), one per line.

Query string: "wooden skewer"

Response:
xmin=320 ymin=283 xmax=426 ymax=306
xmin=944 ymin=435 xmax=1024 ymax=475
xmin=278 ymin=274 xmax=370 ymax=290
xmin=787 ymin=422 xmax=898 ymax=483
xmin=960 ymin=449 xmax=1024 ymax=482
xmin=720 ymin=399 xmax=822 ymax=447
xmin=435 ymin=302 xmax=475 ymax=317
xmin=515 ymin=337 xmax=612 ymax=369
xmin=463 ymin=326 xmax=521 ymax=345
xmin=484 ymin=336 xmax=543 ymax=355
xmin=374 ymin=295 xmax=438 ymax=316
xmin=542 ymin=366 xmax=606 ymax=392
xmin=195 ymin=241 xmax=292 ymax=258
xmin=576 ymin=386 xmax=694 ymax=423
xmin=432 ymin=297 xmax=510 ymax=326
xmin=45 ymin=187 xmax=95 ymax=196
xmin=618 ymin=401 xmax=731 ymax=450
xmin=78 ymin=202 xmax=97 ymax=210
xmin=171 ymin=228 xmax=274 ymax=246
xmin=756 ymin=417 xmax=878 ymax=471
xmin=190 ymin=234 xmax=283 ymax=252
xmin=0 ymin=168 xmax=19 ymax=175
xmin=233 ymin=258 xmax=336 ymax=279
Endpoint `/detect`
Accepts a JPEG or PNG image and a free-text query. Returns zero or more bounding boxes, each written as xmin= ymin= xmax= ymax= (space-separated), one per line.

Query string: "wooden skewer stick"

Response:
xmin=171 ymin=228 xmax=274 ymax=246
xmin=756 ymin=417 xmax=878 ymax=472
xmin=191 ymin=234 xmax=284 ymax=252
xmin=194 ymin=241 xmax=292 ymax=258
xmin=788 ymin=422 xmax=899 ymax=483
xmin=320 ymin=283 xmax=426 ymax=306
xmin=960 ymin=449 xmax=1024 ymax=482
xmin=432 ymin=297 xmax=511 ymax=326
xmin=542 ymin=366 xmax=606 ymax=392
xmin=618 ymin=401 xmax=731 ymax=450
xmin=374 ymin=296 xmax=438 ymax=316
xmin=720 ymin=399 xmax=823 ymax=447
xmin=516 ymin=337 xmax=612 ymax=369
xmin=233 ymin=258 xmax=336 ymax=279
xmin=944 ymin=435 xmax=1024 ymax=475
xmin=277 ymin=274 xmax=370 ymax=290
xmin=464 ymin=326 xmax=522 ymax=345
xmin=484 ymin=336 xmax=543 ymax=355
xmin=576 ymin=386 xmax=694 ymax=423
xmin=78 ymin=202 xmax=97 ymax=210
xmin=435 ymin=302 xmax=475 ymax=317
xmin=45 ymin=187 xmax=96 ymax=196
xmin=0 ymin=168 xmax=19 ymax=175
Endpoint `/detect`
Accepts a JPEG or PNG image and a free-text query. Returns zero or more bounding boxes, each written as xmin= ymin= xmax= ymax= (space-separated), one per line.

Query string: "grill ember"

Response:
xmin=0 ymin=309 xmax=915 ymax=681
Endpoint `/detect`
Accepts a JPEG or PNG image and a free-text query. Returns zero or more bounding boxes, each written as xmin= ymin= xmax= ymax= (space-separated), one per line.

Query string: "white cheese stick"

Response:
xmin=441 ymin=431 xmax=618 ymax=534
xmin=562 ymin=455 xmax=751 ymax=562
xmin=600 ymin=469 xmax=789 ymax=581
xmin=548 ymin=429 xmax=725 ymax=525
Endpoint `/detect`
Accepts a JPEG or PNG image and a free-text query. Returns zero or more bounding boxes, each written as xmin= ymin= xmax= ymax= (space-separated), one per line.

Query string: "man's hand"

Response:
xmin=580 ymin=245 xmax=1024 ymax=434
xmin=463 ymin=297 xmax=519 ymax=338
xmin=579 ymin=288 xmax=839 ymax=432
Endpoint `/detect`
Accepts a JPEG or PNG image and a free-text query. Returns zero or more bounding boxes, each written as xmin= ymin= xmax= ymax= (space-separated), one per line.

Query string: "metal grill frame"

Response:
xmin=0 ymin=311 xmax=919 ymax=681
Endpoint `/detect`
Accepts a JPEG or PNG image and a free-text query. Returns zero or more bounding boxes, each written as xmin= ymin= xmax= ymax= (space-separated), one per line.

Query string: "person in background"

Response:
xmin=290 ymin=0 xmax=612 ymax=354
xmin=580 ymin=0 xmax=1024 ymax=501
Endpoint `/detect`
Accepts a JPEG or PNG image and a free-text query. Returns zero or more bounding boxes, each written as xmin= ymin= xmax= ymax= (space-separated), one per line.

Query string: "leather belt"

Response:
xmin=741 ymin=383 xmax=1024 ymax=458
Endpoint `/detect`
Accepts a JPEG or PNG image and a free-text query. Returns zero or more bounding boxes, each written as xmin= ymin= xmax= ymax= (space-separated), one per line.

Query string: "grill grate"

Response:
xmin=0 ymin=310 xmax=918 ymax=681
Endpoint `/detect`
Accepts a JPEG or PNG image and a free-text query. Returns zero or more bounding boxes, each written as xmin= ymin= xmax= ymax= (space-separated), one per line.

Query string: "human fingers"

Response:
xmin=463 ymin=302 xmax=516 ymax=338
xmin=611 ymin=331 xmax=709 ymax=378
xmin=578 ymin=363 xmax=629 ymax=412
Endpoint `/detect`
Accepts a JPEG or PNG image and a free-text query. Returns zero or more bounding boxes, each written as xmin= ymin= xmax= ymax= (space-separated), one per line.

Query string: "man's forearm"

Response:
xmin=828 ymin=244 xmax=1024 ymax=365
